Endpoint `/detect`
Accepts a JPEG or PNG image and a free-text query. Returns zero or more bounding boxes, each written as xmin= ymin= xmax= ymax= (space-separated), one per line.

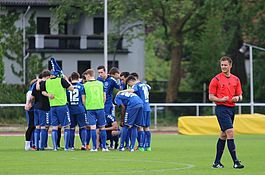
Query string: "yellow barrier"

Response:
xmin=178 ymin=114 xmax=265 ymax=135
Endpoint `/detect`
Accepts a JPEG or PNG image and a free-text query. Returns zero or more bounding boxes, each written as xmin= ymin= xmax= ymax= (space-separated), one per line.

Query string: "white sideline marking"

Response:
xmin=34 ymin=158 xmax=194 ymax=175
xmin=66 ymin=158 xmax=194 ymax=174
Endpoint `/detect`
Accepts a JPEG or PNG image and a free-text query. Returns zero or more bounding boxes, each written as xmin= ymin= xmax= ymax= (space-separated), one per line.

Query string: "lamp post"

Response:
xmin=240 ymin=43 xmax=265 ymax=114
xmin=104 ymin=0 xmax=108 ymax=73
xmin=22 ymin=5 xmax=31 ymax=84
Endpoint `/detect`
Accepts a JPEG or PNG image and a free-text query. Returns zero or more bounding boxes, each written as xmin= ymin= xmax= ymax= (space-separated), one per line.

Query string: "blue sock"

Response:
xmin=80 ymin=128 xmax=87 ymax=147
xmin=51 ymin=129 xmax=58 ymax=150
xmin=69 ymin=129 xmax=75 ymax=148
xmin=120 ymin=126 xmax=129 ymax=148
xmin=214 ymin=138 xmax=226 ymax=163
xmin=40 ymin=129 xmax=46 ymax=149
xmin=64 ymin=129 xmax=70 ymax=150
xmin=91 ymin=129 xmax=97 ymax=149
xmin=44 ymin=129 xmax=48 ymax=148
xmin=125 ymin=128 xmax=131 ymax=148
xmin=145 ymin=131 xmax=151 ymax=148
xmin=130 ymin=127 xmax=137 ymax=149
xmin=227 ymin=139 xmax=238 ymax=163
xmin=137 ymin=131 xmax=141 ymax=147
xmin=138 ymin=131 xmax=145 ymax=148
xmin=86 ymin=129 xmax=91 ymax=146
xmin=100 ymin=130 xmax=107 ymax=149
xmin=34 ymin=129 xmax=40 ymax=149
xmin=30 ymin=130 xmax=35 ymax=147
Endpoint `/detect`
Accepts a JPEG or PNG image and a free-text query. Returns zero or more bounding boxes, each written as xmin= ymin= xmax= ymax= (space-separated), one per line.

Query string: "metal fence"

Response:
xmin=150 ymin=103 xmax=265 ymax=129
xmin=1 ymin=103 xmax=265 ymax=129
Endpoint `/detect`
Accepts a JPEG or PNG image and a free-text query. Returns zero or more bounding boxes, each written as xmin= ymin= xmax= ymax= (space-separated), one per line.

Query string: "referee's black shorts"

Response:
xmin=215 ymin=105 xmax=235 ymax=132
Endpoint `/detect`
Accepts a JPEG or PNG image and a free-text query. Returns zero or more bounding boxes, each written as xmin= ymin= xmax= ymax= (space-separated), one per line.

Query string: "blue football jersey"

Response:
xmin=97 ymin=75 xmax=120 ymax=105
xmin=114 ymin=92 xmax=143 ymax=109
xmin=67 ymin=82 xmax=85 ymax=114
xmin=132 ymin=82 xmax=151 ymax=111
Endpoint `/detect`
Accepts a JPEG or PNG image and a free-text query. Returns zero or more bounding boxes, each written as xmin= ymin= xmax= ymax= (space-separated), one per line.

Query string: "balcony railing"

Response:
xmin=27 ymin=34 xmax=124 ymax=51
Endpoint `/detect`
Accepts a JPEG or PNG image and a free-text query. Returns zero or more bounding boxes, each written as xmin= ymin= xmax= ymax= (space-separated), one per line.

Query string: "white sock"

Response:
xmin=25 ymin=141 xmax=30 ymax=148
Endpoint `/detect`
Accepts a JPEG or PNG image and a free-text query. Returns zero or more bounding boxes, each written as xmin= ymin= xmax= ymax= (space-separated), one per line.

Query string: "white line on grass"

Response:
xmin=51 ymin=158 xmax=194 ymax=174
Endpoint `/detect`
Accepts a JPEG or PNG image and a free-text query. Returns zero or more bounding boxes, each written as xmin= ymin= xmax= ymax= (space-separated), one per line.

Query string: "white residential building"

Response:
xmin=0 ymin=0 xmax=145 ymax=84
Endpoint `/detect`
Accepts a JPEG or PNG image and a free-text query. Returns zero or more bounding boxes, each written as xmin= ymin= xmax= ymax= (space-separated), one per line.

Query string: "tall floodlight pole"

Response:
xmin=22 ymin=6 xmax=31 ymax=84
xmin=249 ymin=46 xmax=254 ymax=114
xmin=241 ymin=43 xmax=265 ymax=114
xmin=104 ymin=0 xmax=108 ymax=73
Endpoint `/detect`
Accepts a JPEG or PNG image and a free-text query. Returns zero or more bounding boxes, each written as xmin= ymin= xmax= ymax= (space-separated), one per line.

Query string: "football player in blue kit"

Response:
xmin=31 ymin=70 xmax=52 ymax=150
xmin=114 ymin=91 xmax=144 ymax=152
xmin=67 ymin=72 xmax=88 ymax=150
xmin=120 ymin=72 xmax=130 ymax=90
xmin=97 ymin=66 xmax=121 ymax=116
xmin=41 ymin=72 xmax=74 ymax=151
xmin=97 ymin=66 xmax=121 ymax=150
xmin=125 ymin=75 xmax=152 ymax=151
xmin=104 ymin=114 xmax=120 ymax=149
xmin=24 ymin=79 xmax=38 ymax=151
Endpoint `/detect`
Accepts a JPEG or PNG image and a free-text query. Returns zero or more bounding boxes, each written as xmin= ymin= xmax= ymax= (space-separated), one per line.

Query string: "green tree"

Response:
xmin=188 ymin=1 xmax=235 ymax=88
xmin=0 ymin=8 xmax=43 ymax=83
xmin=0 ymin=9 xmax=23 ymax=80
xmin=145 ymin=34 xmax=170 ymax=81
xmin=187 ymin=0 xmax=265 ymax=102
xmin=0 ymin=44 xmax=4 ymax=83
xmin=53 ymin=0 xmax=207 ymax=102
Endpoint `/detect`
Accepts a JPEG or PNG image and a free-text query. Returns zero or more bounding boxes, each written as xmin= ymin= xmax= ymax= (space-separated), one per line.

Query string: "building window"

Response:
xmin=93 ymin=17 xmax=104 ymax=35
xmin=48 ymin=60 xmax=62 ymax=70
xmin=78 ymin=61 xmax=91 ymax=75
xmin=37 ymin=17 xmax=50 ymax=34
xmin=108 ymin=60 xmax=119 ymax=72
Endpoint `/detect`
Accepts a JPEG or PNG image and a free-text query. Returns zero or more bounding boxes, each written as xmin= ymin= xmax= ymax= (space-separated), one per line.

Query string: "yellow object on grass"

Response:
xmin=178 ymin=114 xmax=265 ymax=135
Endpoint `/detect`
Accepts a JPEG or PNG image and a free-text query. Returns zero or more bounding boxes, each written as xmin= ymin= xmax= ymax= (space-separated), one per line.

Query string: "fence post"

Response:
xmin=154 ymin=105 xmax=157 ymax=129
xmin=196 ymin=105 xmax=199 ymax=116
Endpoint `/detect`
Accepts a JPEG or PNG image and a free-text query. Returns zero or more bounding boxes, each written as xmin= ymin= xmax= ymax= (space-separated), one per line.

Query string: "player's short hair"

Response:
xmin=84 ymin=69 xmax=95 ymax=77
xmin=120 ymin=72 xmax=130 ymax=78
xmin=38 ymin=72 xmax=43 ymax=79
xmin=130 ymin=72 xmax=139 ymax=79
xmin=109 ymin=67 xmax=119 ymax=75
xmin=97 ymin=65 xmax=106 ymax=72
xmin=220 ymin=56 xmax=233 ymax=65
xmin=41 ymin=70 xmax=51 ymax=78
xmin=70 ymin=72 xmax=80 ymax=80
xmin=126 ymin=75 xmax=137 ymax=84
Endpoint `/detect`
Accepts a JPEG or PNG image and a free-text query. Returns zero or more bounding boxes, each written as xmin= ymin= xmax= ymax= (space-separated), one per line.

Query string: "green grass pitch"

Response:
xmin=0 ymin=134 xmax=264 ymax=175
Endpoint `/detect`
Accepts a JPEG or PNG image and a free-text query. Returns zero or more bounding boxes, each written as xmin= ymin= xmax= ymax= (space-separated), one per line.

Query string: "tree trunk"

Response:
xmin=166 ymin=33 xmax=183 ymax=103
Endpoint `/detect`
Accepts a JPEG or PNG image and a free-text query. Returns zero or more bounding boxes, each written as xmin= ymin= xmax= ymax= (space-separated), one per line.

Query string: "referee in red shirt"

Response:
xmin=209 ymin=56 xmax=244 ymax=169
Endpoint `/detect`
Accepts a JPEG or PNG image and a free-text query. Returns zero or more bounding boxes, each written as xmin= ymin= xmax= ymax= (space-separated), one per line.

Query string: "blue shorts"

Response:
xmin=26 ymin=110 xmax=34 ymax=127
xmin=50 ymin=105 xmax=71 ymax=127
xmin=215 ymin=105 xmax=235 ymax=132
xmin=143 ymin=111 xmax=151 ymax=127
xmin=34 ymin=109 xmax=50 ymax=126
xmin=104 ymin=104 xmax=113 ymax=115
xmin=70 ymin=112 xmax=88 ymax=128
xmin=106 ymin=114 xmax=116 ymax=126
xmin=125 ymin=105 xmax=144 ymax=127
xmin=87 ymin=109 xmax=106 ymax=127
